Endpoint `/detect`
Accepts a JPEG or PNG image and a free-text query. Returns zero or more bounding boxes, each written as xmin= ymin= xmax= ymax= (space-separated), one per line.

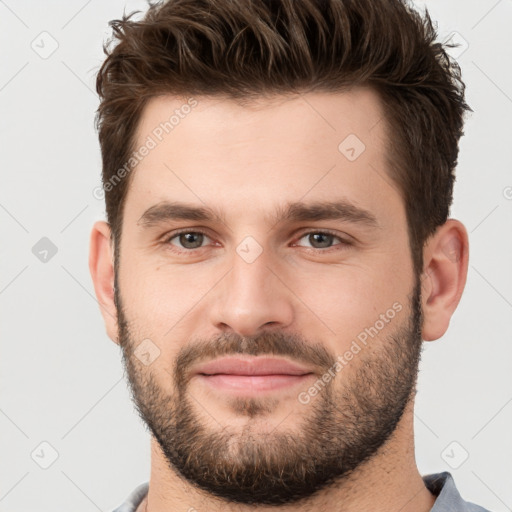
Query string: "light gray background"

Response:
xmin=1 ymin=1 xmax=511 ymax=510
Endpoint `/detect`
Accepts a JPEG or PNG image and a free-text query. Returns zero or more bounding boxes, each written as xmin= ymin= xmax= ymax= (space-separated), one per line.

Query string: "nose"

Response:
xmin=208 ymin=246 xmax=294 ymax=337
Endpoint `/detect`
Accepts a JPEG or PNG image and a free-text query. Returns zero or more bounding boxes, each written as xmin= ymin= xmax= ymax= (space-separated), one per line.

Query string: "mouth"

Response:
xmin=192 ymin=356 xmax=316 ymax=394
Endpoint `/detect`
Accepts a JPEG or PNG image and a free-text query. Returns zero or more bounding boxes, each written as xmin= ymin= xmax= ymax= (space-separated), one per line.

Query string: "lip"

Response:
xmin=193 ymin=356 xmax=314 ymax=377
xmin=192 ymin=356 xmax=315 ymax=394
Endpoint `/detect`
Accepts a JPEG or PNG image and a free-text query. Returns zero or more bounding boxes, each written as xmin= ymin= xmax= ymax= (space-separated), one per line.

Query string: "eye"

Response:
xmin=162 ymin=229 xmax=351 ymax=254
xmin=166 ymin=230 xmax=212 ymax=250
xmin=294 ymin=231 xmax=350 ymax=250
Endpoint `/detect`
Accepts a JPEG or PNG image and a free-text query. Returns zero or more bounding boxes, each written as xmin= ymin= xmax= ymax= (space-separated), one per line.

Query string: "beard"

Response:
xmin=115 ymin=275 xmax=423 ymax=506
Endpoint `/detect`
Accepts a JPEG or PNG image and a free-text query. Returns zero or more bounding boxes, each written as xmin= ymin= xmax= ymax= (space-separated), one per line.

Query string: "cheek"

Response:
xmin=119 ymin=235 xmax=413 ymax=351
xmin=286 ymin=251 xmax=412 ymax=349
xmin=118 ymin=256 xmax=218 ymax=336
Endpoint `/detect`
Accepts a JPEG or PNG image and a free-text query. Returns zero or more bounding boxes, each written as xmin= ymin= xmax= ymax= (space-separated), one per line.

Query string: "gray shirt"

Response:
xmin=111 ymin=472 xmax=492 ymax=512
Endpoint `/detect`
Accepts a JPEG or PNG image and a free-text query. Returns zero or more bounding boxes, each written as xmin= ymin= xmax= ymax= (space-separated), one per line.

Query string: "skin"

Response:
xmin=89 ymin=88 xmax=469 ymax=512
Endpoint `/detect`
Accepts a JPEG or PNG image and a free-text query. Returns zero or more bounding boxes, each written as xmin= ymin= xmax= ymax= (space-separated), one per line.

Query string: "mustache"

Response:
xmin=173 ymin=331 xmax=336 ymax=386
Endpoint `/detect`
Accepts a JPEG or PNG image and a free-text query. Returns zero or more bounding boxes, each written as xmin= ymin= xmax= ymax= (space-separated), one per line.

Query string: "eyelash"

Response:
xmin=162 ymin=228 xmax=352 ymax=254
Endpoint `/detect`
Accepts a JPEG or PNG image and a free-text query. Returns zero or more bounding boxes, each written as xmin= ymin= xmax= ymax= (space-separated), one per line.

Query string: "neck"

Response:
xmin=139 ymin=401 xmax=436 ymax=512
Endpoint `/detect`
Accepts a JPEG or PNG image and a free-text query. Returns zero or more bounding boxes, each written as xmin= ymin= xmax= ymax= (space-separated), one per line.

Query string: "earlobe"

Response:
xmin=89 ymin=220 xmax=119 ymax=343
xmin=420 ymin=219 xmax=469 ymax=342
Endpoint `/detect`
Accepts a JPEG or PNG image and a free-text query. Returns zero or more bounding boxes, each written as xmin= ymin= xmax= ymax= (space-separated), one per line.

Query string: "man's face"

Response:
xmin=115 ymin=89 xmax=423 ymax=504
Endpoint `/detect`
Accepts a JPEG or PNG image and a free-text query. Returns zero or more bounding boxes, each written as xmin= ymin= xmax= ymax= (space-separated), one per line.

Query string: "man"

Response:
xmin=89 ymin=0 xmax=491 ymax=511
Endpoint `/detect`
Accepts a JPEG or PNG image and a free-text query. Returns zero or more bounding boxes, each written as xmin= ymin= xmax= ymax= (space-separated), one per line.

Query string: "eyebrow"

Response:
xmin=137 ymin=200 xmax=379 ymax=229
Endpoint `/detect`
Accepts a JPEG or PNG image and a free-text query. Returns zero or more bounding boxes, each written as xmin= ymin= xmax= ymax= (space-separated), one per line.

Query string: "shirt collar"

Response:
xmin=423 ymin=471 xmax=484 ymax=512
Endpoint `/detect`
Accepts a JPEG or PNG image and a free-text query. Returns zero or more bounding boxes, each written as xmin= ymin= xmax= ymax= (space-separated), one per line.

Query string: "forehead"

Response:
xmin=125 ymin=89 xmax=402 ymax=227
xmin=135 ymin=88 xmax=386 ymax=151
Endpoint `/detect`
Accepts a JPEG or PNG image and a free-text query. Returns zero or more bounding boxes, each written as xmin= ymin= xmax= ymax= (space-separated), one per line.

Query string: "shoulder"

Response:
xmin=111 ymin=482 xmax=149 ymax=512
xmin=423 ymin=472 xmax=494 ymax=512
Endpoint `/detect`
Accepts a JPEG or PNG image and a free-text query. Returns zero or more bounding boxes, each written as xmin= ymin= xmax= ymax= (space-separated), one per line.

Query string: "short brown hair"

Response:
xmin=95 ymin=0 xmax=470 ymax=275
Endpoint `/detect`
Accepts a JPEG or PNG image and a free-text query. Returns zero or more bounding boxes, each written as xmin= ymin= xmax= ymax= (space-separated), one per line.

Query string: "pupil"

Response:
xmin=310 ymin=233 xmax=332 ymax=248
xmin=180 ymin=233 xmax=203 ymax=248
xmin=177 ymin=233 xmax=333 ymax=250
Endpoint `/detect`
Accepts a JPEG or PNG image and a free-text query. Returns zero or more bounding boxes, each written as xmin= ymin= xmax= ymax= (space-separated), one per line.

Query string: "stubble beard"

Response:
xmin=116 ymin=275 xmax=423 ymax=505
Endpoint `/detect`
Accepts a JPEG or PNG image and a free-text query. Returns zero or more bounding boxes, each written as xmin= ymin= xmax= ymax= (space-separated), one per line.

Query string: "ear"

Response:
xmin=89 ymin=220 xmax=119 ymax=344
xmin=420 ymin=219 xmax=469 ymax=341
